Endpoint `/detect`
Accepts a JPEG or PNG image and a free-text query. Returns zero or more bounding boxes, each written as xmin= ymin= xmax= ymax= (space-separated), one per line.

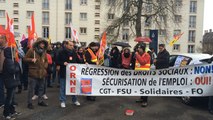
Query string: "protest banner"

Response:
xmin=66 ymin=63 xmax=213 ymax=96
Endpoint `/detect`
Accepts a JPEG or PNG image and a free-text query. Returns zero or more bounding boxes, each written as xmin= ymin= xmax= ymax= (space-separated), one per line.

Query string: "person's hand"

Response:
xmin=135 ymin=52 xmax=139 ymax=55
xmin=153 ymin=59 xmax=157 ymax=63
xmin=64 ymin=62 xmax=68 ymax=66
xmin=32 ymin=58 xmax=37 ymax=63
xmin=85 ymin=62 xmax=88 ymax=65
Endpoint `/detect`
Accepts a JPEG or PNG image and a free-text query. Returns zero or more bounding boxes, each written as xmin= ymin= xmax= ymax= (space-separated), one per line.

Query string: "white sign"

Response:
xmin=66 ymin=64 xmax=213 ymax=96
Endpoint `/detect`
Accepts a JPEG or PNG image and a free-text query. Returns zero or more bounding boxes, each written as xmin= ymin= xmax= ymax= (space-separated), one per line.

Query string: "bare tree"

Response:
xmin=105 ymin=0 xmax=182 ymax=42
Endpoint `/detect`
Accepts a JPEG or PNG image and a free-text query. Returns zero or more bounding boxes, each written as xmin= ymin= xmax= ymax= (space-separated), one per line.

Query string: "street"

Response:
xmin=0 ymin=86 xmax=212 ymax=120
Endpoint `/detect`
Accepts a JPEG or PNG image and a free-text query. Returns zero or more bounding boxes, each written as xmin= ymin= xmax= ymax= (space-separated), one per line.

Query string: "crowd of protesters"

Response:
xmin=1 ymin=33 xmax=213 ymax=119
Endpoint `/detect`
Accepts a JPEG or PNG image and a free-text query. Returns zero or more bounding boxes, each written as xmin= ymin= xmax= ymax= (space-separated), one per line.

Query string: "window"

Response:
xmin=94 ymin=35 xmax=99 ymax=39
xmin=65 ymin=0 xmax=72 ymax=10
xmin=144 ymin=29 xmax=150 ymax=37
xmin=27 ymin=0 xmax=34 ymax=3
xmin=123 ymin=20 xmax=129 ymax=27
xmin=13 ymin=10 xmax=19 ymax=15
xmin=0 ymin=0 xmax=6 ymax=2
xmin=108 ymin=0 xmax=115 ymax=6
xmin=173 ymin=30 xmax=181 ymax=36
xmin=189 ymin=16 xmax=196 ymax=28
xmin=108 ymin=29 xmax=114 ymax=35
xmin=188 ymin=30 xmax=195 ymax=43
xmin=80 ymin=27 xmax=87 ymax=34
xmin=26 ymin=11 xmax=33 ymax=18
xmin=145 ymin=17 xmax=152 ymax=27
xmin=188 ymin=45 xmax=195 ymax=53
xmin=0 ymin=10 xmax=5 ymax=17
xmin=122 ymin=29 xmax=129 ymax=41
xmin=190 ymin=1 xmax=197 ymax=13
xmin=80 ymin=13 xmax=87 ymax=21
xmin=159 ymin=15 xmax=167 ymax=22
xmin=14 ymin=25 xmax=19 ymax=30
xmin=95 ymin=28 xmax=100 ymax=32
xmin=13 ymin=3 xmax=19 ymax=7
xmin=42 ymin=0 xmax=49 ymax=9
xmin=175 ymin=0 xmax=182 ymax=7
xmin=42 ymin=26 xmax=49 ymax=38
xmin=80 ymin=0 xmax=87 ymax=5
xmin=95 ymin=20 xmax=100 ymax=24
xmin=65 ymin=27 xmax=71 ymax=39
xmin=108 ymin=13 xmax=114 ymax=20
xmin=14 ymin=18 xmax=19 ymax=22
xmin=159 ymin=29 xmax=166 ymax=36
xmin=173 ymin=44 xmax=180 ymax=52
xmin=145 ymin=0 xmax=152 ymax=13
xmin=95 ymin=13 xmax=100 ymax=17
xmin=65 ymin=13 xmax=72 ymax=25
xmin=95 ymin=5 xmax=100 ymax=10
xmin=174 ymin=15 xmax=182 ymax=23
xmin=42 ymin=12 xmax=49 ymax=25
xmin=123 ymin=0 xmax=129 ymax=11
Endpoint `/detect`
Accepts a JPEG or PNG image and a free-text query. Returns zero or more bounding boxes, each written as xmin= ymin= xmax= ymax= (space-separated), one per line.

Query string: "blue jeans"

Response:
xmin=59 ymin=78 xmax=77 ymax=103
xmin=0 ymin=74 xmax=5 ymax=105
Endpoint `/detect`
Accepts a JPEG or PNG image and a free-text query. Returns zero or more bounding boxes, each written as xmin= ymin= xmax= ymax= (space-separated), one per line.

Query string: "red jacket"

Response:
xmin=46 ymin=53 xmax=52 ymax=64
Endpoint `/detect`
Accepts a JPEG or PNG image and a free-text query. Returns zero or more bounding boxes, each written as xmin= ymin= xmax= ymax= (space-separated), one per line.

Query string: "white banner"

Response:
xmin=66 ymin=63 xmax=213 ymax=96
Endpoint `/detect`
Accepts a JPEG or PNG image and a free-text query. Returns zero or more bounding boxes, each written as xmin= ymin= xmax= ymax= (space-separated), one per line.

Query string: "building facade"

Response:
xmin=0 ymin=0 xmax=204 ymax=53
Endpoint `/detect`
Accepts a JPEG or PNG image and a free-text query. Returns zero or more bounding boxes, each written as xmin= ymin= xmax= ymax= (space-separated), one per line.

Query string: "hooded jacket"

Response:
xmin=24 ymin=38 xmax=48 ymax=79
xmin=3 ymin=47 xmax=21 ymax=88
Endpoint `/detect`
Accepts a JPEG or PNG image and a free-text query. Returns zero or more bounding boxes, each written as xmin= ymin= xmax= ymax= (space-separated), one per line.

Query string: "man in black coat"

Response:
xmin=154 ymin=44 xmax=170 ymax=69
xmin=58 ymin=41 xmax=80 ymax=108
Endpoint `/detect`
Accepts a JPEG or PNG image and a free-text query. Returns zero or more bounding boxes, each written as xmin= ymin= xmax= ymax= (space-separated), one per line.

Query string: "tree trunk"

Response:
xmin=135 ymin=0 xmax=143 ymax=37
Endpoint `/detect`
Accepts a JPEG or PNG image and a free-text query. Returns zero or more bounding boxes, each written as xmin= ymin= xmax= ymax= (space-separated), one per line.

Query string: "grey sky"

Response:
xmin=204 ymin=0 xmax=213 ymax=32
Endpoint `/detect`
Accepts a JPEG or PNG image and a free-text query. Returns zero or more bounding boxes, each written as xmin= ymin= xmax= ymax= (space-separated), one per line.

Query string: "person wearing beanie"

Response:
xmin=84 ymin=42 xmax=99 ymax=101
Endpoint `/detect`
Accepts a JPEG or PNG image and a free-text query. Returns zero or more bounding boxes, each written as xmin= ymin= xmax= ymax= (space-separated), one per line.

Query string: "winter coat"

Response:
xmin=3 ymin=47 xmax=21 ymax=89
xmin=57 ymin=48 xmax=78 ymax=78
xmin=23 ymin=38 xmax=48 ymax=79
xmin=156 ymin=49 xmax=170 ymax=69
xmin=109 ymin=47 xmax=121 ymax=68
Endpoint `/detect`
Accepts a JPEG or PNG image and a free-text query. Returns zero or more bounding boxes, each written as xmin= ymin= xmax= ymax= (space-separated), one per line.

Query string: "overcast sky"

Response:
xmin=203 ymin=0 xmax=213 ymax=32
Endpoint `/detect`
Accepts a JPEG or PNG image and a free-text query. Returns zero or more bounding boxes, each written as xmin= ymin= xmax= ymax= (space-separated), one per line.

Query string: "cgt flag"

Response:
xmin=98 ymin=32 xmax=107 ymax=65
xmin=6 ymin=13 xmax=16 ymax=48
xmin=70 ymin=24 xmax=79 ymax=43
xmin=169 ymin=32 xmax=184 ymax=46
xmin=28 ymin=13 xmax=37 ymax=48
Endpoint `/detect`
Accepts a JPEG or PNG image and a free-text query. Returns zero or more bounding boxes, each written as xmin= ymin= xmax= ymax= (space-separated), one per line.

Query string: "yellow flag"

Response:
xmin=169 ymin=32 xmax=184 ymax=46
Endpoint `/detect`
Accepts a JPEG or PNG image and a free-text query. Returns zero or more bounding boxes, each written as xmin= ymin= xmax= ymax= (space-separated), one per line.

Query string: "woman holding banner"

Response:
xmin=132 ymin=43 xmax=151 ymax=107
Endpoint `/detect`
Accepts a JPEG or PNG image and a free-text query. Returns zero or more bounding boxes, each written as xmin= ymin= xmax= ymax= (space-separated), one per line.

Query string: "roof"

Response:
xmin=171 ymin=53 xmax=212 ymax=60
xmin=203 ymin=32 xmax=213 ymax=43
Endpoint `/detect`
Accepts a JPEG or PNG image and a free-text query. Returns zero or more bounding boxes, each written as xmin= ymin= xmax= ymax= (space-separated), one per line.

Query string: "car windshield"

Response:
xmin=169 ymin=55 xmax=192 ymax=67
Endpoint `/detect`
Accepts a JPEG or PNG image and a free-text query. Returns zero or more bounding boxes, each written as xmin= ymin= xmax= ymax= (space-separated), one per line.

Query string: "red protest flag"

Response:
xmin=97 ymin=32 xmax=107 ymax=65
xmin=6 ymin=13 xmax=16 ymax=48
xmin=28 ymin=13 xmax=36 ymax=48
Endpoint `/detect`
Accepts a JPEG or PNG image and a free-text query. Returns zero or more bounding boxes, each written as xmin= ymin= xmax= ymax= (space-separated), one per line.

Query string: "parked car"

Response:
xmin=168 ymin=53 xmax=213 ymax=105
